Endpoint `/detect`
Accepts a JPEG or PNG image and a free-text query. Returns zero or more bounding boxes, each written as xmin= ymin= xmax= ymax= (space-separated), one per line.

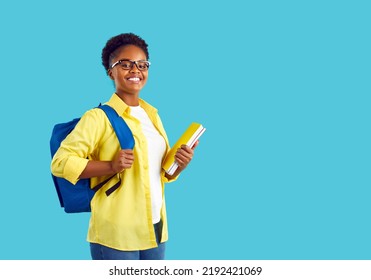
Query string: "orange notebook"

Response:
xmin=163 ymin=122 xmax=206 ymax=175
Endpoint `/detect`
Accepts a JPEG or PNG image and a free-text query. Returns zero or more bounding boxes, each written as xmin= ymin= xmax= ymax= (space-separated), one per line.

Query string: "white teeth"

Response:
xmin=128 ymin=77 xmax=140 ymax=81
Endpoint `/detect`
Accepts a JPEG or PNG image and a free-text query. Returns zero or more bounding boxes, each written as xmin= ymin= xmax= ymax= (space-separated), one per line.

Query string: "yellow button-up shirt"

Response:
xmin=51 ymin=93 xmax=175 ymax=251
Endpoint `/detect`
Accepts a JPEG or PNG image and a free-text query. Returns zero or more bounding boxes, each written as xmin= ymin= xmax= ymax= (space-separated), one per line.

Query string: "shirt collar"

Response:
xmin=106 ymin=93 xmax=158 ymax=116
xmin=138 ymin=98 xmax=158 ymax=116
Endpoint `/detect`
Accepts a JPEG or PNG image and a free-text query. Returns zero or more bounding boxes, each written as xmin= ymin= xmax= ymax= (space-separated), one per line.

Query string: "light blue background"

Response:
xmin=0 ymin=0 xmax=370 ymax=260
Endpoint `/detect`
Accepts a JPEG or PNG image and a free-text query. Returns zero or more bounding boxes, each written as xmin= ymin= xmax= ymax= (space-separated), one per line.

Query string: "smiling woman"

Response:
xmin=50 ymin=33 xmax=199 ymax=260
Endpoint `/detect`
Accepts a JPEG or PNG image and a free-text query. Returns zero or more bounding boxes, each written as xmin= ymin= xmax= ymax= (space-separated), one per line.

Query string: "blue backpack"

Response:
xmin=50 ymin=104 xmax=134 ymax=213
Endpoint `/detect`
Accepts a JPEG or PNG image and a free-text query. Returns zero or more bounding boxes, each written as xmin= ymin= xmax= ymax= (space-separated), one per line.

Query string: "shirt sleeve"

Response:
xmin=50 ymin=109 xmax=105 ymax=185
xmin=161 ymin=170 xmax=179 ymax=183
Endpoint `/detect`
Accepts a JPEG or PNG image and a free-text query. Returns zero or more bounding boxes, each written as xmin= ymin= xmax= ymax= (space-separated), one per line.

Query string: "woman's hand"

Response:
xmin=111 ymin=149 xmax=134 ymax=173
xmin=175 ymin=142 xmax=198 ymax=170
xmin=165 ymin=141 xmax=199 ymax=179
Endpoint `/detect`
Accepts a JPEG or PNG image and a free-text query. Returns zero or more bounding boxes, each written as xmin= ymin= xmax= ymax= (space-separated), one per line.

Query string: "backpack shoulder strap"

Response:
xmin=96 ymin=104 xmax=135 ymax=196
xmin=98 ymin=104 xmax=135 ymax=150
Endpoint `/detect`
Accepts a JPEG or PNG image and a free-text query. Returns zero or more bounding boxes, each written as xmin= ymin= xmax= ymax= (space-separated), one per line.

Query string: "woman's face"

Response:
xmin=108 ymin=44 xmax=148 ymax=97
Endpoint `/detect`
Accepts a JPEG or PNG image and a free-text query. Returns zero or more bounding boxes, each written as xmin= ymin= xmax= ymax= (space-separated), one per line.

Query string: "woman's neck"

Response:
xmin=115 ymin=92 xmax=139 ymax=106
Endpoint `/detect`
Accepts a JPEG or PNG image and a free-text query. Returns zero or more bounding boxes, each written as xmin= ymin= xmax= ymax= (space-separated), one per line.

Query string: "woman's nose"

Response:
xmin=130 ymin=63 xmax=140 ymax=73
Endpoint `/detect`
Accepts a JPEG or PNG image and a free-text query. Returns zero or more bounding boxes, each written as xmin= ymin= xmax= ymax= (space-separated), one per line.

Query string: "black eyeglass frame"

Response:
xmin=109 ymin=59 xmax=151 ymax=72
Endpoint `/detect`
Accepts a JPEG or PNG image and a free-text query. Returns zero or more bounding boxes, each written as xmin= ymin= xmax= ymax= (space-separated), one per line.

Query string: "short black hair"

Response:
xmin=101 ymin=33 xmax=149 ymax=72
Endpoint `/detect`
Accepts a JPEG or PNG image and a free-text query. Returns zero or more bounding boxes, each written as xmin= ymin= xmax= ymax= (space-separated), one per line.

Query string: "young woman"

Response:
xmin=51 ymin=33 xmax=197 ymax=260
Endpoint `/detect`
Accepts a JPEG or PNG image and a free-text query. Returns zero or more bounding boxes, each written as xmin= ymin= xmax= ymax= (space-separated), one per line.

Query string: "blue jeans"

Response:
xmin=90 ymin=222 xmax=165 ymax=260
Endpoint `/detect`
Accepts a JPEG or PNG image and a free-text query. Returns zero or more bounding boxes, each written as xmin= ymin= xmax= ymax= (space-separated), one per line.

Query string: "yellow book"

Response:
xmin=163 ymin=122 xmax=206 ymax=175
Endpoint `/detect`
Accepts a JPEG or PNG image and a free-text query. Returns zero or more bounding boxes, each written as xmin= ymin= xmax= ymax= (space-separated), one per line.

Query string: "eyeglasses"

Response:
xmin=110 ymin=59 xmax=151 ymax=72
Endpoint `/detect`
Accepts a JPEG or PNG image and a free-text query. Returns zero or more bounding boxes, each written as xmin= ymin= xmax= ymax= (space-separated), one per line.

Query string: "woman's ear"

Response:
xmin=107 ymin=69 xmax=114 ymax=80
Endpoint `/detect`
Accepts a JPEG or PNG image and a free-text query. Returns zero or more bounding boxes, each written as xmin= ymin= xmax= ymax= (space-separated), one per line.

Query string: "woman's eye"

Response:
xmin=121 ymin=63 xmax=131 ymax=68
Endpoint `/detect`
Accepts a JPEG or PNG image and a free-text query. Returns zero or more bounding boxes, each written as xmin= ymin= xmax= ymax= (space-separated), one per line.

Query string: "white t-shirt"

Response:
xmin=130 ymin=106 xmax=166 ymax=224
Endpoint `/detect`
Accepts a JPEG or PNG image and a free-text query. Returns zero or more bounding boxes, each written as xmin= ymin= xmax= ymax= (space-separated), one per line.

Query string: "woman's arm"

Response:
xmin=79 ymin=149 xmax=134 ymax=179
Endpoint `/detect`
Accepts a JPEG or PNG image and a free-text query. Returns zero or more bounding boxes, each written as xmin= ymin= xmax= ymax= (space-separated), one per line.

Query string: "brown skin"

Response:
xmin=108 ymin=45 xmax=148 ymax=106
xmin=167 ymin=142 xmax=198 ymax=180
xmin=79 ymin=44 xmax=196 ymax=179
